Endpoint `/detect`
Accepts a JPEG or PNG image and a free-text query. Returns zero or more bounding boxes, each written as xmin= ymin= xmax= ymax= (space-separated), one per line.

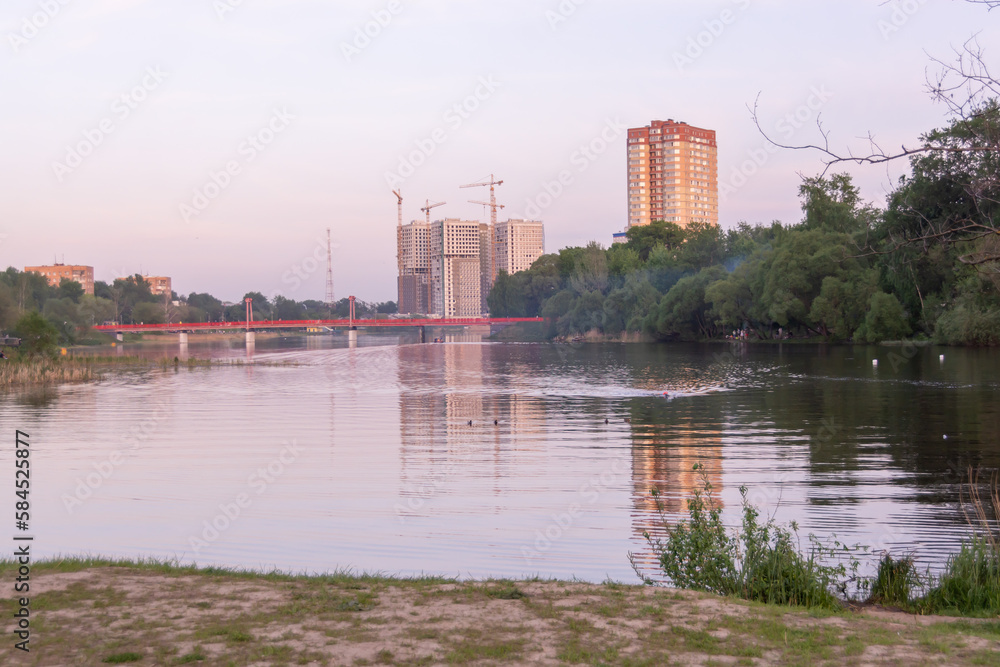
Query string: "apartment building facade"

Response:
xmin=493 ymin=219 xmax=545 ymax=281
xmin=145 ymin=276 xmax=172 ymax=296
xmin=24 ymin=264 xmax=95 ymax=295
xmin=429 ymin=218 xmax=485 ymax=318
xmin=627 ymin=119 xmax=718 ymax=229
xmin=397 ymin=220 xmax=432 ymax=314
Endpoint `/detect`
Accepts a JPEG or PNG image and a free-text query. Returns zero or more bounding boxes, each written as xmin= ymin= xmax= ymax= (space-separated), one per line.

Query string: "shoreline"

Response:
xmin=3 ymin=558 xmax=997 ymax=665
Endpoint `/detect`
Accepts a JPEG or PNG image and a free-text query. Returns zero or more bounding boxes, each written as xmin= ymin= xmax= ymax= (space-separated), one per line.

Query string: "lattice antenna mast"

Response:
xmin=325 ymin=228 xmax=335 ymax=307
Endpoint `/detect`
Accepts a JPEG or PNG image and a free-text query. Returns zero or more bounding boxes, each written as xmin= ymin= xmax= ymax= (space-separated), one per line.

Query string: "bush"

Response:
xmin=632 ymin=465 xmax=847 ymax=608
xmin=855 ymin=291 xmax=910 ymax=343
xmin=11 ymin=311 xmax=59 ymax=359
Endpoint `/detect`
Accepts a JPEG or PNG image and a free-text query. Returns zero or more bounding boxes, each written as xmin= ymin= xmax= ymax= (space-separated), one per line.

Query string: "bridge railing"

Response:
xmin=93 ymin=317 xmax=545 ymax=333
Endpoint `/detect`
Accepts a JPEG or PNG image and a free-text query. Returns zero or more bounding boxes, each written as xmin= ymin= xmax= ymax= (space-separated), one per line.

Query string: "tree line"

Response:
xmin=488 ymin=103 xmax=1000 ymax=346
xmin=0 ymin=271 xmax=396 ymax=346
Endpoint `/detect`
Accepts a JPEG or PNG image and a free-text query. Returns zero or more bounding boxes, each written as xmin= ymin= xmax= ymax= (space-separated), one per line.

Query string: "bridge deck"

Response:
xmin=94 ymin=317 xmax=544 ymax=334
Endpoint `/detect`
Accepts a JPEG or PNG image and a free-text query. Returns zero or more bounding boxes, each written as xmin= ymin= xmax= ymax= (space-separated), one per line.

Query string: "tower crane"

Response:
xmin=392 ymin=189 xmax=403 ymax=228
xmin=393 ymin=190 xmax=403 ymax=278
xmin=461 ymin=174 xmax=504 ymax=284
xmin=420 ymin=199 xmax=446 ymax=223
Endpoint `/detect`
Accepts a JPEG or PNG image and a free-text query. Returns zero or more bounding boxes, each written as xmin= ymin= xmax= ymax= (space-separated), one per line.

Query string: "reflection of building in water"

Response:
xmin=396 ymin=341 xmax=547 ymax=501
xmin=630 ymin=421 xmax=723 ymax=574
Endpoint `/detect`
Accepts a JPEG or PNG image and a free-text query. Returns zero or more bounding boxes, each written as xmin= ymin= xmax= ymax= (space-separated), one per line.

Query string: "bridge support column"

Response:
xmin=116 ymin=332 xmax=124 ymax=342
xmin=245 ymin=331 xmax=255 ymax=345
xmin=348 ymin=328 xmax=357 ymax=348
xmin=418 ymin=326 xmax=425 ymax=344
xmin=179 ymin=332 xmax=188 ymax=346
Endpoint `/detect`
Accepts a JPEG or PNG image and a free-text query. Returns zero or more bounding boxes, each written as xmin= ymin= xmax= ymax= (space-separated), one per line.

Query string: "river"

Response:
xmin=2 ymin=335 xmax=997 ymax=583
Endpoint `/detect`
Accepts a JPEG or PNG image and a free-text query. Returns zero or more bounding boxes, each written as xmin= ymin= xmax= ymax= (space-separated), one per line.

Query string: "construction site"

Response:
xmin=394 ymin=175 xmax=545 ymax=317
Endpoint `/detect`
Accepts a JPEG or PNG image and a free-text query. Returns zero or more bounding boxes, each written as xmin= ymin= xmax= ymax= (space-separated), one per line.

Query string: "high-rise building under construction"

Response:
xmin=626 ymin=119 xmax=718 ymax=229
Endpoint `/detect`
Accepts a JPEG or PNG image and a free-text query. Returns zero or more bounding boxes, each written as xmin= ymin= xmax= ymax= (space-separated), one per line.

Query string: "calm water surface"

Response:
xmin=2 ymin=336 xmax=997 ymax=583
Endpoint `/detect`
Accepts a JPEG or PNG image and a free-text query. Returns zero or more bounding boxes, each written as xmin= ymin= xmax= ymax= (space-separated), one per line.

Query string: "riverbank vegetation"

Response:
xmin=489 ymin=102 xmax=1000 ymax=346
xmin=1 ymin=557 xmax=997 ymax=665
xmin=637 ymin=465 xmax=1000 ymax=618
xmin=0 ymin=267 xmax=397 ymax=348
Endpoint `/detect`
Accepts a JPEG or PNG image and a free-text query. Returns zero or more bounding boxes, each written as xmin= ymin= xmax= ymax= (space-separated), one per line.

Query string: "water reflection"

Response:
xmin=1 ymin=339 xmax=997 ymax=581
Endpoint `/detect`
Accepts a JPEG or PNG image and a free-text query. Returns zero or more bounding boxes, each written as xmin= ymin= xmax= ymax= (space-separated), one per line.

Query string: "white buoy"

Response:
xmin=940 ymin=354 xmax=945 ymax=362
xmin=872 ymin=359 xmax=878 ymax=367
xmin=943 ymin=434 xmax=948 ymax=440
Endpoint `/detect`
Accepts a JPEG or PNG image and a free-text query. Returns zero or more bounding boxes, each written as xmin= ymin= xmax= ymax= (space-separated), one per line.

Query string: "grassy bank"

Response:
xmin=1 ymin=558 xmax=998 ymax=666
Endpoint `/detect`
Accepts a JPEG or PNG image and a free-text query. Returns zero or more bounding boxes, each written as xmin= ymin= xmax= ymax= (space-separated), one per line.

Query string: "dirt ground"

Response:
xmin=3 ymin=564 xmax=999 ymax=666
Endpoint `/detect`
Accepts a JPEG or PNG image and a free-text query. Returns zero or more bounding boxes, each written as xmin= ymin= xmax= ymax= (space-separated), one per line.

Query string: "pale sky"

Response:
xmin=2 ymin=0 xmax=997 ymax=303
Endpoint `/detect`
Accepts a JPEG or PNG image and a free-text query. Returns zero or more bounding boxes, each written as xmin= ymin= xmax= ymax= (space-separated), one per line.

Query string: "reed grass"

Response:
xmin=0 ymin=354 xmax=295 ymax=389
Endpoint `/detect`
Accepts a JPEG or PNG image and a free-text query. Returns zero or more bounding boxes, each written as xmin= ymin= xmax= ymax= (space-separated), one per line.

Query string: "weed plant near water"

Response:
xmin=630 ymin=464 xmax=859 ymax=609
xmin=634 ymin=464 xmax=1000 ymax=617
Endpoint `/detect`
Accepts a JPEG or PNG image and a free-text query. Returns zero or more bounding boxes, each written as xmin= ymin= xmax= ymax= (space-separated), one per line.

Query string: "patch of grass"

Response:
xmin=867 ymin=553 xmax=920 ymax=607
xmin=103 ymin=653 xmax=144 ymax=663
xmin=174 ymin=648 xmax=206 ymax=664
xmin=484 ymin=583 xmax=528 ymax=600
xmin=444 ymin=638 xmax=524 ymax=663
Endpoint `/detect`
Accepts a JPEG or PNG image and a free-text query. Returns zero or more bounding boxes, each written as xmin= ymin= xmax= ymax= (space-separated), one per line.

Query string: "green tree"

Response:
xmin=624 ymin=220 xmax=685 ymax=261
xmin=132 ymin=302 xmax=165 ymax=325
xmin=799 ymin=173 xmax=875 ymax=234
xmin=808 ymin=270 xmax=879 ymax=340
xmin=273 ymin=295 xmax=305 ymax=320
xmin=56 ymin=277 xmax=85 ymax=303
xmin=647 ymin=266 xmax=727 ymax=341
xmin=78 ymin=295 xmax=116 ymax=327
xmin=187 ymin=292 xmax=225 ymax=321
xmin=487 ymin=270 xmax=525 ymax=317
xmin=569 ymin=242 xmax=609 ymax=295
xmin=855 ymin=292 xmax=911 ymax=343
xmin=12 ymin=311 xmax=59 ymax=359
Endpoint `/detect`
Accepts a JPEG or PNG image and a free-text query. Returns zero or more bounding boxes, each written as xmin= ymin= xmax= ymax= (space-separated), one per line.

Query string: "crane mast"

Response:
xmin=460 ymin=174 xmax=504 ymax=285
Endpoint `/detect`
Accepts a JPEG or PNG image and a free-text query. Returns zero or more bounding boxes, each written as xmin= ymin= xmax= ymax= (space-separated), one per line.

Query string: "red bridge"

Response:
xmin=94 ymin=317 xmax=544 ymax=334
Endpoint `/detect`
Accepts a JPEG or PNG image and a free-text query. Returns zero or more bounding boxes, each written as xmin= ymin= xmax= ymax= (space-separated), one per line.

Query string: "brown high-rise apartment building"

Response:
xmin=25 ymin=263 xmax=95 ymax=295
xmin=397 ymin=220 xmax=432 ymax=314
xmin=145 ymin=276 xmax=172 ymax=297
xmin=627 ymin=119 xmax=718 ymax=229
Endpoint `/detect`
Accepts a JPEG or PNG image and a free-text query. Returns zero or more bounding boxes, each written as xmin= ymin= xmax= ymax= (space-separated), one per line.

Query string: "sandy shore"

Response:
xmin=3 ymin=562 xmax=999 ymax=666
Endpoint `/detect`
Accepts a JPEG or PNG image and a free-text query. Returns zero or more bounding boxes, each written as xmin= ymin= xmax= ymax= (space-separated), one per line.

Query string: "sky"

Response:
xmin=1 ymin=0 xmax=998 ymax=303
